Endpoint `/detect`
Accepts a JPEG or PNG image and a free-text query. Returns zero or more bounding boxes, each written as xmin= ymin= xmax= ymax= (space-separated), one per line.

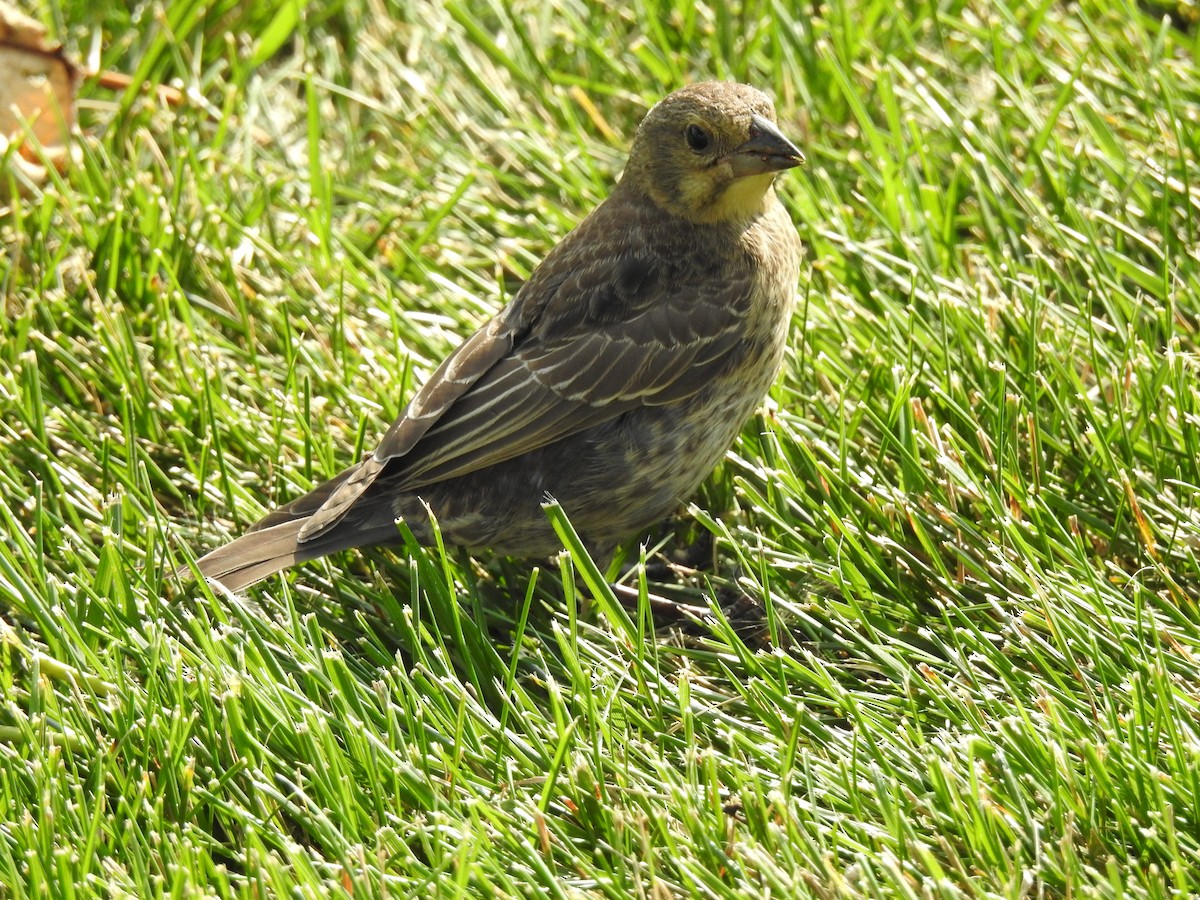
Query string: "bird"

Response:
xmin=192 ymin=82 xmax=805 ymax=591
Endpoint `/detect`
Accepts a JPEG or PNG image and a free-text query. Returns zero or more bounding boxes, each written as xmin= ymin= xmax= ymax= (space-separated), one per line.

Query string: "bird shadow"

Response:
xmin=296 ymin=522 xmax=833 ymax=695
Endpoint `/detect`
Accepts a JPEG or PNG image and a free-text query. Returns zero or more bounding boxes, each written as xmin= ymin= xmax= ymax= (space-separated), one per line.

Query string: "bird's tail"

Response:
xmin=192 ymin=519 xmax=317 ymax=591
xmin=191 ymin=464 xmax=401 ymax=590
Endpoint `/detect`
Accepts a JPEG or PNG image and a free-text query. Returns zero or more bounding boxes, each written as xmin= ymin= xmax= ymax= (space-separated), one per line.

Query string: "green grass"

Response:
xmin=3 ymin=0 xmax=1199 ymax=895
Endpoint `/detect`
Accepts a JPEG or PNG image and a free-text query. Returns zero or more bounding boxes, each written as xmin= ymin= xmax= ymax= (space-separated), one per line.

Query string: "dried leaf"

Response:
xmin=0 ymin=1 xmax=78 ymax=193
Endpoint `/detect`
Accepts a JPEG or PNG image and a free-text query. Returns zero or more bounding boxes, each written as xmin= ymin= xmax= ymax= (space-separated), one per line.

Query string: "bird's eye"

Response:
xmin=684 ymin=124 xmax=711 ymax=152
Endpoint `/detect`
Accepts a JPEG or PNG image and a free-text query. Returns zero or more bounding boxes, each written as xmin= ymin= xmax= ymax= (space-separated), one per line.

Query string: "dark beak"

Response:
xmin=730 ymin=114 xmax=805 ymax=178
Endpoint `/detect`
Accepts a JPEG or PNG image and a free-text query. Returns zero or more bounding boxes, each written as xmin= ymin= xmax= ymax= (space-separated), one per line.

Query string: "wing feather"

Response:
xmin=299 ymin=200 xmax=754 ymax=543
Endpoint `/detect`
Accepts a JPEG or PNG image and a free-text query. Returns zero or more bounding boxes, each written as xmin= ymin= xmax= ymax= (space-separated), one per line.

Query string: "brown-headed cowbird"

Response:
xmin=194 ymin=82 xmax=804 ymax=590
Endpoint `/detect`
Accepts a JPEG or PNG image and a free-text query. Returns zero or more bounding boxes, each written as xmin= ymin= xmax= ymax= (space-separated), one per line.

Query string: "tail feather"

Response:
xmin=193 ymin=519 xmax=318 ymax=591
xmin=191 ymin=461 xmax=401 ymax=591
xmin=193 ymin=506 xmax=401 ymax=591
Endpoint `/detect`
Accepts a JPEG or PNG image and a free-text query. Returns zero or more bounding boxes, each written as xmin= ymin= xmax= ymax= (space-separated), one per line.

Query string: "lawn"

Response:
xmin=2 ymin=0 xmax=1199 ymax=896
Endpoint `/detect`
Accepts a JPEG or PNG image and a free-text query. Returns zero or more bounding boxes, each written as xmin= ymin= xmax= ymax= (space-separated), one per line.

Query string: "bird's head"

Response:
xmin=623 ymin=82 xmax=804 ymax=226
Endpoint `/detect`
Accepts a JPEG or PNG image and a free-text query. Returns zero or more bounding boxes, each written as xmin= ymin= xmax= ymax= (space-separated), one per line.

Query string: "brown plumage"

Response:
xmin=194 ymin=82 xmax=804 ymax=590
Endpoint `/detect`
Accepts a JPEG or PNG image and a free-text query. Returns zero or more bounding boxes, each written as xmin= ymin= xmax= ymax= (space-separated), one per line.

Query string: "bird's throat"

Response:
xmin=695 ymin=173 xmax=775 ymax=225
